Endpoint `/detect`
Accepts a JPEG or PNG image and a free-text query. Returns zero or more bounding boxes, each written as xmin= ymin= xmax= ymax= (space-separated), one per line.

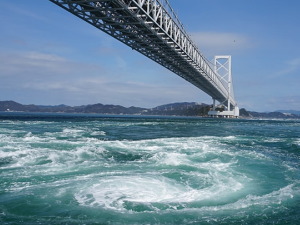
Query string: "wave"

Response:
xmin=1 ymin=118 xmax=300 ymax=224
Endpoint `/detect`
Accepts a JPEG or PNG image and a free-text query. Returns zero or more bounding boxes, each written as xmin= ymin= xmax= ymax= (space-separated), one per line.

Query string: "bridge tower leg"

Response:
xmin=208 ymin=56 xmax=239 ymax=118
xmin=212 ymin=98 xmax=216 ymax=111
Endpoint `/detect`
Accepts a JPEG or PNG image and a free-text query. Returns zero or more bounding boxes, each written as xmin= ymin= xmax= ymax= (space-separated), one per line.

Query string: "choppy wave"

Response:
xmin=0 ymin=115 xmax=300 ymax=224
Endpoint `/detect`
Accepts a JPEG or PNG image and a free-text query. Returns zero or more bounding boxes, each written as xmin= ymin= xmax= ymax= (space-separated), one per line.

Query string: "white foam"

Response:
xmin=62 ymin=128 xmax=84 ymax=133
xmin=75 ymin=175 xmax=186 ymax=210
xmin=294 ymin=139 xmax=300 ymax=146
xmin=23 ymin=132 xmax=46 ymax=142
xmin=23 ymin=121 xmax=55 ymax=125
xmin=204 ymin=184 xmax=297 ymax=212
xmin=72 ymin=136 xmax=253 ymax=211
xmin=75 ymin=172 xmax=245 ymax=211
xmin=264 ymin=138 xmax=282 ymax=143
xmin=59 ymin=128 xmax=86 ymax=138
xmin=150 ymin=152 xmax=190 ymax=166
xmin=91 ymin=131 xmax=106 ymax=136
xmin=2 ymin=128 xmax=298 ymax=216
xmin=224 ymin=136 xmax=236 ymax=140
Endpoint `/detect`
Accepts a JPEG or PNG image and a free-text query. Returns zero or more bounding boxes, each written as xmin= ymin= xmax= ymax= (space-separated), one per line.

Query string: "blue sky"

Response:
xmin=0 ymin=0 xmax=299 ymax=112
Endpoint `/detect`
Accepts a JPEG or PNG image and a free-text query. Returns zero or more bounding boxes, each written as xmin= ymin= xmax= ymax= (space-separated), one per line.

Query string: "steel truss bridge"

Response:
xmin=50 ymin=0 xmax=239 ymax=117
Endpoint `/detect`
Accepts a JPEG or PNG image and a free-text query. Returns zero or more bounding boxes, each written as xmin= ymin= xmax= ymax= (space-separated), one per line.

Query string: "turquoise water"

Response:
xmin=0 ymin=113 xmax=299 ymax=224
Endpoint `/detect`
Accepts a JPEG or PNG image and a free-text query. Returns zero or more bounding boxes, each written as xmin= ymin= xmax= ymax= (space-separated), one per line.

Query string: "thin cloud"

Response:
xmin=18 ymin=74 xmax=209 ymax=107
xmin=0 ymin=49 xmax=209 ymax=107
xmin=0 ymin=51 xmax=67 ymax=76
xmin=3 ymin=2 xmax=48 ymax=22
xmin=190 ymin=32 xmax=251 ymax=56
xmin=0 ymin=51 xmax=102 ymax=77
xmin=267 ymin=95 xmax=300 ymax=111
xmin=277 ymin=58 xmax=300 ymax=76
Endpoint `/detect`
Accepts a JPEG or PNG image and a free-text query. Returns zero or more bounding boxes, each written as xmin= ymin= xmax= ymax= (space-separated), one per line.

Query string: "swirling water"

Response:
xmin=0 ymin=113 xmax=299 ymax=224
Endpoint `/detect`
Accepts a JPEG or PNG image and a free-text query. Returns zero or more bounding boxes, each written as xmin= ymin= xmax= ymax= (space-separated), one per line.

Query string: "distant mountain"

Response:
xmin=1 ymin=100 xmax=299 ymax=119
xmin=0 ymin=101 xmax=208 ymax=116
xmin=239 ymin=108 xmax=300 ymax=119
xmin=0 ymin=101 xmax=24 ymax=112
xmin=276 ymin=110 xmax=300 ymax=115
xmin=83 ymin=103 xmax=146 ymax=114
xmin=0 ymin=101 xmax=76 ymax=113
xmin=146 ymin=102 xmax=210 ymax=116
xmin=0 ymin=101 xmax=146 ymax=115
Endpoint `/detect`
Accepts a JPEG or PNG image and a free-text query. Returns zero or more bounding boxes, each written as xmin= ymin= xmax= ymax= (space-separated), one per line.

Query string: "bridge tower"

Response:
xmin=208 ymin=56 xmax=239 ymax=118
xmin=49 ymin=0 xmax=240 ymax=118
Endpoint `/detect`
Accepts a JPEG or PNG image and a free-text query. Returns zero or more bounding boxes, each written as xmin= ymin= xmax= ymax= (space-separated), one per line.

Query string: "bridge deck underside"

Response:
xmin=50 ymin=0 xmax=236 ymax=107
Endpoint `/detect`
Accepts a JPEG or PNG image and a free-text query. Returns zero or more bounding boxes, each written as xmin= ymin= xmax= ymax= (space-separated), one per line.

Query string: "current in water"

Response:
xmin=0 ymin=112 xmax=299 ymax=224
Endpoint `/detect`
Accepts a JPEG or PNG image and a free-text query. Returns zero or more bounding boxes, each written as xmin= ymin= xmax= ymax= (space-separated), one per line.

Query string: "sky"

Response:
xmin=0 ymin=0 xmax=299 ymax=112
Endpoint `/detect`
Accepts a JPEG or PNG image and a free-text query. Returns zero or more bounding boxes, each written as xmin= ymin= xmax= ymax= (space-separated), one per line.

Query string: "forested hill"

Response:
xmin=0 ymin=101 xmax=299 ymax=118
xmin=0 ymin=101 xmax=210 ymax=116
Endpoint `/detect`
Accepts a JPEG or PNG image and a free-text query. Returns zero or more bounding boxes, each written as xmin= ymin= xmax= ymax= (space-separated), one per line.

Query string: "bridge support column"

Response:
xmin=212 ymin=98 xmax=216 ymax=111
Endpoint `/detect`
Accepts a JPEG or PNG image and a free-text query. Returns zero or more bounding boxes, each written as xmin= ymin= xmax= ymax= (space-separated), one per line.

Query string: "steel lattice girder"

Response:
xmin=49 ymin=0 xmax=237 ymax=107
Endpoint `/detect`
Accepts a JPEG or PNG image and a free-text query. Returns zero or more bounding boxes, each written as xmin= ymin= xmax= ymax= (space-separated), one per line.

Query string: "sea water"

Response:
xmin=0 ymin=112 xmax=299 ymax=224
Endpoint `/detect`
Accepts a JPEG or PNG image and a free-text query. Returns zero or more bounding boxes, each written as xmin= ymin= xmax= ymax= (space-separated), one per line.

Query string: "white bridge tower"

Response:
xmin=208 ymin=56 xmax=239 ymax=118
xmin=49 ymin=0 xmax=240 ymax=118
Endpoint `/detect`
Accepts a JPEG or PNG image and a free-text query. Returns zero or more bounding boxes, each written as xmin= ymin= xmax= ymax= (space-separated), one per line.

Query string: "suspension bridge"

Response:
xmin=49 ymin=0 xmax=239 ymax=117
